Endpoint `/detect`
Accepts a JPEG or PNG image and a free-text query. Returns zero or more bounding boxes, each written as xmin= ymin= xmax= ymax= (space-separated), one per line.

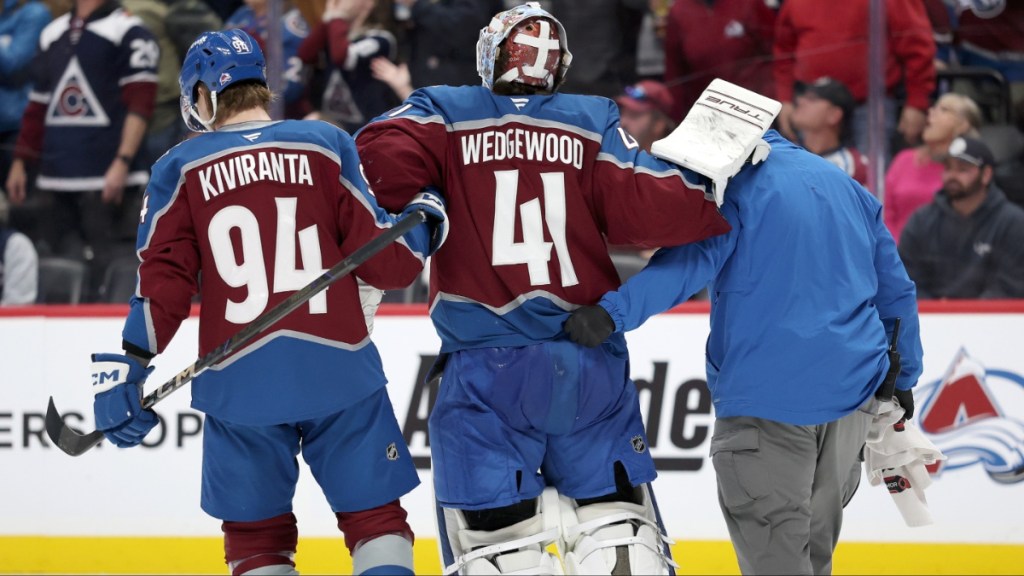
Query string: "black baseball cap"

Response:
xmin=794 ymin=77 xmax=855 ymax=118
xmin=947 ymin=136 xmax=995 ymax=167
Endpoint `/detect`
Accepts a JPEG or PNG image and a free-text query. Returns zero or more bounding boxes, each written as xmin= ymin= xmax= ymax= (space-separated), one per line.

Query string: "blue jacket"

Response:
xmin=0 ymin=0 xmax=50 ymax=132
xmin=600 ymin=131 xmax=923 ymax=425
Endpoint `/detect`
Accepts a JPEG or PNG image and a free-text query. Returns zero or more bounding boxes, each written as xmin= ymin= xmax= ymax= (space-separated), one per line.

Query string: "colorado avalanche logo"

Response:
xmin=917 ymin=348 xmax=1024 ymax=484
xmin=46 ymin=56 xmax=109 ymax=127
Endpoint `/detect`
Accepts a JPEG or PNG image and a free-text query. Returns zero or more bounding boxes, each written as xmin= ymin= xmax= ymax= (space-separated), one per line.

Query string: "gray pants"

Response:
xmin=710 ymin=403 xmax=874 ymax=575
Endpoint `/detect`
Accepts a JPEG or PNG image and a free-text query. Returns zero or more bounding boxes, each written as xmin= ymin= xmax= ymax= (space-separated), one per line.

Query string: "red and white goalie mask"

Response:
xmin=477 ymin=3 xmax=571 ymax=92
xmin=496 ymin=17 xmax=562 ymax=90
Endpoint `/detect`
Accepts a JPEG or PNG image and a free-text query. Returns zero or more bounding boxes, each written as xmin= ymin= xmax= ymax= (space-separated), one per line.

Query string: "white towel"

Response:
xmin=864 ymin=399 xmax=947 ymax=527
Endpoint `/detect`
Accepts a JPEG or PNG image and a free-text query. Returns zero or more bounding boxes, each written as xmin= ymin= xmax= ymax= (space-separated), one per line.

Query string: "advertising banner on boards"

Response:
xmin=1 ymin=305 xmax=1022 ymax=546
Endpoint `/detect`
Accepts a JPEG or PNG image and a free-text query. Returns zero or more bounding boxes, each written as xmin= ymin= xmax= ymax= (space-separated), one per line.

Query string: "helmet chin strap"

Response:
xmin=190 ymin=90 xmax=220 ymax=132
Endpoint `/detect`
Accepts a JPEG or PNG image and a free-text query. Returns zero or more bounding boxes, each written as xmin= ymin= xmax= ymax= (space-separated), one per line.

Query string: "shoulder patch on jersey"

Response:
xmin=46 ymin=56 xmax=111 ymax=127
xmin=39 ymin=12 xmax=72 ymax=51
xmin=86 ymin=8 xmax=145 ymax=46
xmin=242 ymin=132 xmax=262 ymax=142
xmin=510 ymin=97 xmax=529 ymax=111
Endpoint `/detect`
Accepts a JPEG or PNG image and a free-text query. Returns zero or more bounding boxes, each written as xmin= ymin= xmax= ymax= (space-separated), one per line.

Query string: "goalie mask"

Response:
xmin=477 ymin=2 xmax=572 ymax=93
xmin=179 ymin=29 xmax=267 ymax=132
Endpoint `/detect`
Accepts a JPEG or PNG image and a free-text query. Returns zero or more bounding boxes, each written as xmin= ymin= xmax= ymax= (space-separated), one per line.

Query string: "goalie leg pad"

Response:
xmin=223 ymin=512 xmax=298 ymax=576
xmin=560 ymin=484 xmax=677 ymax=576
xmin=437 ymin=489 xmax=564 ymax=575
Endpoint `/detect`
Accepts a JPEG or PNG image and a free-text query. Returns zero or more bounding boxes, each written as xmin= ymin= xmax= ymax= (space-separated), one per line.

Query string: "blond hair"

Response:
xmin=217 ymin=82 xmax=274 ymax=119
xmin=198 ymin=81 xmax=274 ymax=123
xmin=940 ymin=93 xmax=983 ymax=136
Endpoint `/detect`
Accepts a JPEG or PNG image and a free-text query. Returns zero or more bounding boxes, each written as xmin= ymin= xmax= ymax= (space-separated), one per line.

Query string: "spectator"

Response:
xmin=0 ymin=191 xmax=37 ymax=304
xmin=0 ymin=0 xmax=51 ymax=183
xmin=634 ymin=0 xmax=667 ymax=80
xmin=615 ymin=79 xmax=675 ymax=153
xmin=790 ymin=76 xmax=870 ymax=186
xmin=564 ymin=129 xmax=922 ymax=575
xmin=396 ymin=0 xmax=501 ymax=89
xmin=298 ymin=0 xmax=403 ymax=133
xmin=369 ymin=52 xmax=413 ymax=101
xmin=774 ymin=0 xmax=936 ymax=156
xmin=900 ymin=136 xmax=1024 ymax=299
xmin=885 ymin=92 xmax=981 ymax=241
xmin=226 ymin=0 xmax=311 ymax=118
xmin=931 ymin=0 xmax=1024 ymax=113
xmin=5 ymin=0 xmax=159 ymax=301
xmin=663 ymin=0 xmax=776 ymax=122
xmin=515 ymin=0 xmax=648 ymax=98
xmin=124 ymin=0 xmax=221 ymax=166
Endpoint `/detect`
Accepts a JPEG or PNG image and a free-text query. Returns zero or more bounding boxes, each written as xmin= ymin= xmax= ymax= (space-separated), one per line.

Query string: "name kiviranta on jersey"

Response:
xmin=461 ymin=128 xmax=584 ymax=169
xmin=199 ymin=151 xmax=314 ymax=200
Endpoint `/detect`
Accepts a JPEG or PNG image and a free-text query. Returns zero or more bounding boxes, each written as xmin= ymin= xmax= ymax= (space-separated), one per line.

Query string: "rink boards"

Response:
xmin=1 ymin=302 xmax=1023 ymax=574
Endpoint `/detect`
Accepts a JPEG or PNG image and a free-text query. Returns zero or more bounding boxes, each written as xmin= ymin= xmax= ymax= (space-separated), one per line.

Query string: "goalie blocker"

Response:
xmin=651 ymin=78 xmax=781 ymax=206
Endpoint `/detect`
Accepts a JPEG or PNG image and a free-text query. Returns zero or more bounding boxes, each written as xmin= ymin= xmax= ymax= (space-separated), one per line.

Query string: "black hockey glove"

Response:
xmin=564 ymin=305 xmax=615 ymax=348
xmin=894 ymin=388 xmax=915 ymax=421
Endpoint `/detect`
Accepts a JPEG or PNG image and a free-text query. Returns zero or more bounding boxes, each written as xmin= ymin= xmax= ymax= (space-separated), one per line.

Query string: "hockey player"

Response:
xmin=354 ymin=3 xmax=731 ymax=574
xmin=88 ymin=29 xmax=448 ymax=576
xmin=564 ymin=128 xmax=924 ymax=574
xmin=6 ymin=0 xmax=159 ymax=300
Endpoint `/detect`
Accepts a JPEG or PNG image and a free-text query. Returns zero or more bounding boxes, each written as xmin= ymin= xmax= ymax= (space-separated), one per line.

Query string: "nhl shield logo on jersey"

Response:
xmin=386 ymin=442 xmax=399 ymax=461
xmin=917 ymin=348 xmax=1024 ymax=484
xmin=46 ymin=56 xmax=110 ymax=127
xmin=631 ymin=435 xmax=647 ymax=454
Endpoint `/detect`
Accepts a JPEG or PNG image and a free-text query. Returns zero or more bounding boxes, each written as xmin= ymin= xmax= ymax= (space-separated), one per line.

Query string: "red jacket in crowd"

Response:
xmin=774 ymin=0 xmax=936 ymax=111
xmin=664 ymin=0 xmax=777 ymax=122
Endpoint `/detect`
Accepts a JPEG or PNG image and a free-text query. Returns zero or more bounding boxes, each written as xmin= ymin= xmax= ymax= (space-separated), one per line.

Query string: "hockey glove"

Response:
xmin=650 ymin=79 xmax=780 ymax=206
xmin=402 ymin=188 xmax=449 ymax=256
xmin=91 ymin=353 xmax=158 ymax=448
xmin=564 ymin=305 xmax=615 ymax=348
xmin=894 ymin=388 xmax=915 ymax=421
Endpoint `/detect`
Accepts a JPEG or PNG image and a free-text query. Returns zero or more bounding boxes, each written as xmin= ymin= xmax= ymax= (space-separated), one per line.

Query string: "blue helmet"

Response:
xmin=179 ymin=29 xmax=267 ymax=132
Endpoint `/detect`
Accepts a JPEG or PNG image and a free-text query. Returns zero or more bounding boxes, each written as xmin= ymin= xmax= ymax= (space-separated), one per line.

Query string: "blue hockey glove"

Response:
xmin=564 ymin=305 xmax=615 ymax=348
xmin=91 ymin=353 xmax=158 ymax=448
xmin=402 ymin=188 xmax=448 ymax=255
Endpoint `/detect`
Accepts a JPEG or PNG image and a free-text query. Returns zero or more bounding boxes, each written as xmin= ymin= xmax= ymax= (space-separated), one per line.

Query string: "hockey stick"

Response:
xmin=45 ymin=209 xmax=428 ymax=457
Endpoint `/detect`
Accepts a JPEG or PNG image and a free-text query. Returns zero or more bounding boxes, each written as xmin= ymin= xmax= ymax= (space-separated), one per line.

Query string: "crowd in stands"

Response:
xmin=1 ymin=0 xmax=1023 ymax=305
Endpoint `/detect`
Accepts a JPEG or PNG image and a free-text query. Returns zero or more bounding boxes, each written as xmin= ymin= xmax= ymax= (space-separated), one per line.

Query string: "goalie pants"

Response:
xmin=201 ymin=387 xmax=420 ymax=522
xmin=710 ymin=400 xmax=875 ymax=576
xmin=429 ymin=340 xmax=657 ymax=511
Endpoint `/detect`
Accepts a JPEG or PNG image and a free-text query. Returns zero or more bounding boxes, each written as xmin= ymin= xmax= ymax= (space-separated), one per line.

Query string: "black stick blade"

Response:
xmin=46 ymin=397 xmax=105 ymax=456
